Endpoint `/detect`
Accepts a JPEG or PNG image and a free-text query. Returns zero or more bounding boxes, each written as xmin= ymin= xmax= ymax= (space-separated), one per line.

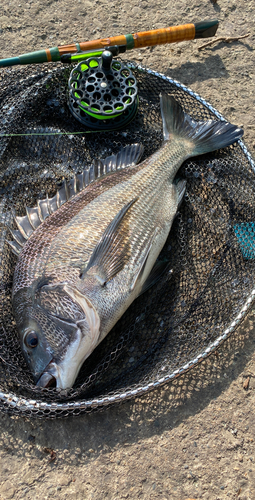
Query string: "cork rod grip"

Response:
xmin=132 ymin=24 xmax=196 ymax=48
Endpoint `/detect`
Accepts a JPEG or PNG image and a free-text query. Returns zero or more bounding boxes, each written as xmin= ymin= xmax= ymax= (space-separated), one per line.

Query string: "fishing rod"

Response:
xmin=0 ymin=20 xmax=219 ymax=68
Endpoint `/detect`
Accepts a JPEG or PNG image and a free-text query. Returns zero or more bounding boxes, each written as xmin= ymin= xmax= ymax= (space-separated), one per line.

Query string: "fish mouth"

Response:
xmin=36 ymin=362 xmax=57 ymax=388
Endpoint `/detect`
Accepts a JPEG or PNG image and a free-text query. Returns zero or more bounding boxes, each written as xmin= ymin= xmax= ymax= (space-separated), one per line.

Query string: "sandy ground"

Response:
xmin=0 ymin=0 xmax=255 ymax=499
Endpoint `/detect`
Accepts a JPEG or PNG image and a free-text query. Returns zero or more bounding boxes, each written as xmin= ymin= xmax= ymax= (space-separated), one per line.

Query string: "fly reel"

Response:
xmin=68 ymin=50 xmax=138 ymax=130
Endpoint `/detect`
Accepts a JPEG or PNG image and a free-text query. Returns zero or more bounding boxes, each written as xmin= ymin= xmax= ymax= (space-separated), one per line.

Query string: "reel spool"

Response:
xmin=68 ymin=50 xmax=138 ymax=130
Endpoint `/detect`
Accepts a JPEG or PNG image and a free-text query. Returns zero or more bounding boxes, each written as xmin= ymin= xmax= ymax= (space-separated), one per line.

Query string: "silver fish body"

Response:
xmin=10 ymin=93 xmax=243 ymax=388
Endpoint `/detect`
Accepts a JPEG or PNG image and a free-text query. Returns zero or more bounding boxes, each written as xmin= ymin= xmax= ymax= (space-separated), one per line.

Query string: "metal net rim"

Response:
xmin=0 ymin=65 xmax=254 ymax=416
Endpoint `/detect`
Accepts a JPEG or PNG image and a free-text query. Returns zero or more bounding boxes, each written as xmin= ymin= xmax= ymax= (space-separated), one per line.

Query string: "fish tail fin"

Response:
xmin=160 ymin=92 xmax=243 ymax=156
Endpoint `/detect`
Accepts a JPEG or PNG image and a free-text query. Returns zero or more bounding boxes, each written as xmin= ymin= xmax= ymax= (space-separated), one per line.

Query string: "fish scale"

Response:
xmin=12 ymin=146 xmax=147 ymax=293
xmin=45 ymin=140 xmax=186 ymax=274
xmin=9 ymin=93 xmax=243 ymax=389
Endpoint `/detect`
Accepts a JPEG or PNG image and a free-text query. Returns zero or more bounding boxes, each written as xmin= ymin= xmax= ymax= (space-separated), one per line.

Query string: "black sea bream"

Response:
xmin=9 ymin=93 xmax=243 ymax=388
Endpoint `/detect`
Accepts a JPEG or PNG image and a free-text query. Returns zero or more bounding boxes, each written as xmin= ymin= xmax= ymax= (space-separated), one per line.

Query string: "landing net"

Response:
xmin=0 ymin=63 xmax=254 ymax=417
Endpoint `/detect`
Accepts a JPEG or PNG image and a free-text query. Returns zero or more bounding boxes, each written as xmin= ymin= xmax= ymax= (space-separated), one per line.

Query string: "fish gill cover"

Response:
xmin=0 ymin=63 xmax=254 ymax=417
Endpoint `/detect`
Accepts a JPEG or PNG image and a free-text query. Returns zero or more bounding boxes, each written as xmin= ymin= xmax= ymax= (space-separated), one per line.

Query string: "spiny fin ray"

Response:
xmin=7 ymin=226 xmax=27 ymax=246
xmin=6 ymin=239 xmax=22 ymax=256
xmin=26 ymin=207 xmax=41 ymax=230
xmin=8 ymin=144 xmax=143 ymax=256
xmin=14 ymin=215 xmax=33 ymax=240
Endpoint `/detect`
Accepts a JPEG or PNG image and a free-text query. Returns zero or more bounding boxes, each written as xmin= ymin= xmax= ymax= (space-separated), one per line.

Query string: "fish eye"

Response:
xmin=24 ymin=331 xmax=39 ymax=348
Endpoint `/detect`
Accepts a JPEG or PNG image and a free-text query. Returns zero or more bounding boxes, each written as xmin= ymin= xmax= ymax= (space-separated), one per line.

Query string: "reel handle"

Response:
xmin=101 ymin=50 xmax=113 ymax=71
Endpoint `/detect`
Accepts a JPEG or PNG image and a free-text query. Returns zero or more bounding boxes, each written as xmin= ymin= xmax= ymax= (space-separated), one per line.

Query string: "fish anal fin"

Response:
xmin=130 ymin=228 xmax=159 ymax=293
xmin=138 ymin=260 xmax=172 ymax=297
xmin=175 ymin=179 xmax=186 ymax=210
xmin=83 ymin=198 xmax=138 ymax=285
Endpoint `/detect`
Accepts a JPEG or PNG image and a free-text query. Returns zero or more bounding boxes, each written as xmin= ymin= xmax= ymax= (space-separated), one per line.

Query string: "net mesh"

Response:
xmin=0 ymin=63 xmax=254 ymax=418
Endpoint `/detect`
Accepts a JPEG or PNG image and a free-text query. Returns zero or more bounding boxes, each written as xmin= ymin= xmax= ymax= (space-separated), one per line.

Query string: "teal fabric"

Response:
xmin=233 ymin=222 xmax=255 ymax=259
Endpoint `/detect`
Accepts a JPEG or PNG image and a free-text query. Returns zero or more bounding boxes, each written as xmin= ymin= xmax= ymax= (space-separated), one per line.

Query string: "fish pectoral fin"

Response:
xmin=138 ymin=260 xmax=172 ymax=297
xmin=81 ymin=198 xmax=138 ymax=285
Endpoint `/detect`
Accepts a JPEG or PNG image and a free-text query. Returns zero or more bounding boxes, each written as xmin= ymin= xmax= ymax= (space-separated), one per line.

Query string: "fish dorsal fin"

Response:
xmin=82 ymin=198 xmax=138 ymax=285
xmin=94 ymin=143 xmax=144 ymax=176
xmin=7 ymin=144 xmax=144 ymax=256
